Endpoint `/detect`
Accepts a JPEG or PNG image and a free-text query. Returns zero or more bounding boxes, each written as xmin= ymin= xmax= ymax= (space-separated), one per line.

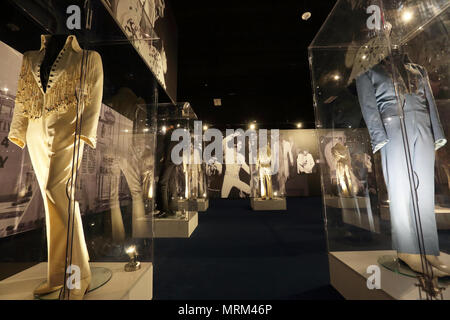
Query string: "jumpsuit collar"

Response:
xmin=40 ymin=34 xmax=83 ymax=53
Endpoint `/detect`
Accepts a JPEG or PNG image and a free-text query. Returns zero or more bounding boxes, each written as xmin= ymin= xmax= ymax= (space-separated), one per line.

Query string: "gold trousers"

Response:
xmin=26 ymin=110 xmax=91 ymax=287
xmin=259 ymin=171 xmax=273 ymax=199
xmin=335 ymin=162 xmax=358 ymax=197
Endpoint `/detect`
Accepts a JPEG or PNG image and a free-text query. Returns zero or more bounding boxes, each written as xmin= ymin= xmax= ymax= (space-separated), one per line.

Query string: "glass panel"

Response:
xmin=310 ymin=0 xmax=450 ymax=299
xmin=0 ymin=0 xmax=157 ymax=300
xmin=155 ymin=102 xmax=197 ymax=220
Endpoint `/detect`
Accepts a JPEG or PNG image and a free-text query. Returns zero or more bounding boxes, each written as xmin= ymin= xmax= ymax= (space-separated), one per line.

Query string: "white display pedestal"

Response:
xmin=154 ymin=212 xmax=198 ymax=238
xmin=435 ymin=206 xmax=450 ymax=230
xmin=329 ymin=250 xmax=450 ymax=300
xmin=250 ymin=197 xmax=287 ymax=211
xmin=0 ymin=262 xmax=153 ymax=300
xmin=196 ymin=199 xmax=209 ymax=212
xmin=178 ymin=199 xmax=209 ymax=212
xmin=324 ymin=195 xmax=369 ymax=208
xmin=325 ymin=195 xmax=380 ymax=232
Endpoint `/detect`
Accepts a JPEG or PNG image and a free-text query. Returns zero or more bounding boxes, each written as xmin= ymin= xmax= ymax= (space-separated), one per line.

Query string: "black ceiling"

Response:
xmin=171 ymin=0 xmax=338 ymax=129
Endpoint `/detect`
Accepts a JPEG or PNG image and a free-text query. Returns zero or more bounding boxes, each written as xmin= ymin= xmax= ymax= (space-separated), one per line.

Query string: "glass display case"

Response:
xmin=153 ymin=102 xmax=199 ymax=237
xmin=186 ymin=104 xmax=208 ymax=212
xmin=0 ymin=0 xmax=169 ymax=300
xmin=310 ymin=0 xmax=450 ymax=299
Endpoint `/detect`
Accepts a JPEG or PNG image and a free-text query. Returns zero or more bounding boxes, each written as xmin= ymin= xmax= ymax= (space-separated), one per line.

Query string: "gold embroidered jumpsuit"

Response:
xmin=331 ymin=142 xmax=358 ymax=197
xmin=259 ymin=145 xmax=273 ymax=199
xmin=8 ymin=35 xmax=103 ymax=289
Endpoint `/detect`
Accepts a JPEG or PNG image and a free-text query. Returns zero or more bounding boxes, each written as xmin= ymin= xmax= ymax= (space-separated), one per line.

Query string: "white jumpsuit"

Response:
xmin=8 ymin=35 xmax=103 ymax=287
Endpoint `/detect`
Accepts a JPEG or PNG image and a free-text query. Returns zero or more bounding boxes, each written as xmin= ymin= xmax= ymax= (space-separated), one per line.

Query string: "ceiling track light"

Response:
xmin=301 ymin=1 xmax=311 ymax=21
xmin=302 ymin=12 xmax=312 ymax=21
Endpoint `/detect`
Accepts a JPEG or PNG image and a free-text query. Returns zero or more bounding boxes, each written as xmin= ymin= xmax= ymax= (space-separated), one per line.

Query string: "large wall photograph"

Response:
xmin=205 ymin=129 xmax=321 ymax=199
xmin=104 ymin=0 xmax=178 ymax=102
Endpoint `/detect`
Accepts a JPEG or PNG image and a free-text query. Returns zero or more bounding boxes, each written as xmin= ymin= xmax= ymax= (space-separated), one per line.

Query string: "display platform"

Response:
xmin=436 ymin=206 xmax=450 ymax=230
xmin=380 ymin=205 xmax=450 ymax=230
xmin=0 ymin=262 xmax=153 ymax=300
xmin=196 ymin=199 xmax=209 ymax=212
xmin=177 ymin=199 xmax=209 ymax=212
xmin=342 ymin=209 xmax=380 ymax=233
xmin=325 ymin=196 xmax=379 ymax=231
xmin=324 ymin=195 xmax=370 ymax=209
xmin=329 ymin=250 xmax=450 ymax=300
xmin=250 ymin=198 xmax=287 ymax=211
xmin=37 ymin=266 xmax=112 ymax=300
xmin=154 ymin=212 xmax=198 ymax=238
xmin=378 ymin=254 xmax=450 ymax=285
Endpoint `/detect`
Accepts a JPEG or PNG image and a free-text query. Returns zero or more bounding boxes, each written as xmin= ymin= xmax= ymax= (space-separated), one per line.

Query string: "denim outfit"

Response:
xmin=356 ymin=57 xmax=446 ymax=255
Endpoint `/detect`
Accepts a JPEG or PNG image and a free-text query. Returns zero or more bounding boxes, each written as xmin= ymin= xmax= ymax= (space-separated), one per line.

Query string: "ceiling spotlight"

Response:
xmin=333 ymin=74 xmax=341 ymax=81
xmin=402 ymin=10 xmax=413 ymax=23
xmin=297 ymin=123 xmax=303 ymax=128
xmin=301 ymin=12 xmax=312 ymax=21
xmin=203 ymin=125 xmax=209 ymax=131
xmin=213 ymin=98 xmax=222 ymax=106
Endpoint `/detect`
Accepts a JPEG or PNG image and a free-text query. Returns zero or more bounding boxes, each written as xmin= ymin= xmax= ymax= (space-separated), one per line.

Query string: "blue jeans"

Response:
xmin=381 ymin=110 xmax=439 ymax=255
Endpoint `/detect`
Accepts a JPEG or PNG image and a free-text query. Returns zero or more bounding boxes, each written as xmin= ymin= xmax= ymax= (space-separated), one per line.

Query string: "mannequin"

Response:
xmin=331 ymin=142 xmax=359 ymax=197
xmin=258 ymin=144 xmax=273 ymax=199
xmin=156 ymin=125 xmax=178 ymax=218
xmin=8 ymin=35 xmax=104 ymax=298
xmin=356 ymin=48 xmax=450 ymax=277
xmin=105 ymin=88 xmax=149 ymax=241
xmin=277 ymin=138 xmax=294 ymax=196
xmin=191 ymin=141 xmax=206 ymax=199
xmin=182 ymin=142 xmax=191 ymax=200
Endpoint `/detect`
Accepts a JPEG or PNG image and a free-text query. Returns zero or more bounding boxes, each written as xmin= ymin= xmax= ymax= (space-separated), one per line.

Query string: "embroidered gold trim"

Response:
xmin=15 ymin=53 xmax=93 ymax=119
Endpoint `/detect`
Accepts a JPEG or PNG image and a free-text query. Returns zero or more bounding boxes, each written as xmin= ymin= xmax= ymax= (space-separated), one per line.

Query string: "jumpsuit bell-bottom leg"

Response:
xmin=159 ymin=163 xmax=177 ymax=213
xmin=109 ymin=152 xmax=125 ymax=243
xmin=121 ymin=149 xmax=147 ymax=237
xmin=381 ymin=110 xmax=439 ymax=255
xmin=26 ymin=110 xmax=91 ymax=287
xmin=109 ymin=145 xmax=147 ymax=240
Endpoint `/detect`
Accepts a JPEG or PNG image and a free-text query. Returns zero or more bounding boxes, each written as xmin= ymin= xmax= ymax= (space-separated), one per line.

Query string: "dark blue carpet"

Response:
xmin=153 ymin=197 xmax=344 ymax=300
